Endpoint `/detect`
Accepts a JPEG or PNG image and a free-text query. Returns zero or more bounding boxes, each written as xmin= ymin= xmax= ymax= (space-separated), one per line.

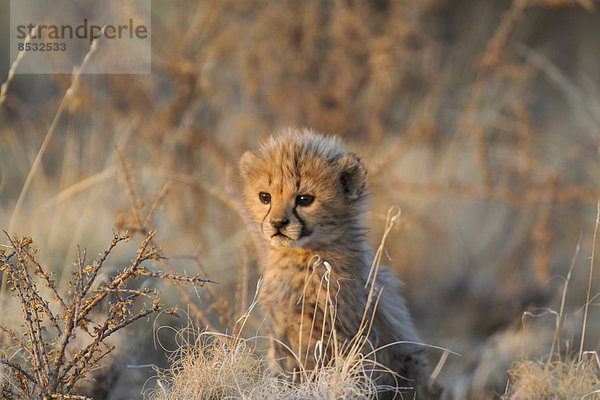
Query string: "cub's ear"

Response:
xmin=239 ymin=151 xmax=259 ymax=180
xmin=334 ymin=153 xmax=366 ymax=201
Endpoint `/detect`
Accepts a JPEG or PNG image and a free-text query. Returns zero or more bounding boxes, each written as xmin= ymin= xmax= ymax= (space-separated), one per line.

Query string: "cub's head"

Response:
xmin=240 ymin=128 xmax=366 ymax=249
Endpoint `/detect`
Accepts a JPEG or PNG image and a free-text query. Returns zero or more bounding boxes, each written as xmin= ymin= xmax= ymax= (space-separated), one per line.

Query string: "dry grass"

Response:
xmin=506 ymin=355 xmax=600 ymax=400
xmin=148 ymin=333 xmax=378 ymax=400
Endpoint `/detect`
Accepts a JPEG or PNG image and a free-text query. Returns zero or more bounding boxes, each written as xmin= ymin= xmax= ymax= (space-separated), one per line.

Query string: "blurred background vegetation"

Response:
xmin=1 ymin=0 xmax=600 ymax=398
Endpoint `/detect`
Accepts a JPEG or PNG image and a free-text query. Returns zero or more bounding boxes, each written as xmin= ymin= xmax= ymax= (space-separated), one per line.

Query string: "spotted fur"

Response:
xmin=240 ymin=128 xmax=439 ymax=399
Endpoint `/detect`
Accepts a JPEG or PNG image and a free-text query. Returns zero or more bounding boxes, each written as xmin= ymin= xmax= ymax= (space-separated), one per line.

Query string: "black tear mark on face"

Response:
xmin=292 ymin=206 xmax=312 ymax=239
xmin=260 ymin=202 xmax=272 ymax=237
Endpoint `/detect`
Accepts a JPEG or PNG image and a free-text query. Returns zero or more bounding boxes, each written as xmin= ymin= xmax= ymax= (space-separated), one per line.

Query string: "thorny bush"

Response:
xmin=0 ymin=230 xmax=209 ymax=400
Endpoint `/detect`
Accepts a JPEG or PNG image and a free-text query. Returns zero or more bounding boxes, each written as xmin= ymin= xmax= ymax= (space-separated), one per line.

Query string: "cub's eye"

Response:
xmin=296 ymin=194 xmax=315 ymax=207
xmin=259 ymin=192 xmax=271 ymax=204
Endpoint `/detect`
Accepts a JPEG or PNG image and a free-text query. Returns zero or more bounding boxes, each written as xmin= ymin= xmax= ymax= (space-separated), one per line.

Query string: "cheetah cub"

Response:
xmin=240 ymin=128 xmax=439 ymax=399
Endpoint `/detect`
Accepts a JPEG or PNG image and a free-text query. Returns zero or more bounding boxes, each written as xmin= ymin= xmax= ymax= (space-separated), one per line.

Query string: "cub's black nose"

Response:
xmin=270 ymin=217 xmax=290 ymax=229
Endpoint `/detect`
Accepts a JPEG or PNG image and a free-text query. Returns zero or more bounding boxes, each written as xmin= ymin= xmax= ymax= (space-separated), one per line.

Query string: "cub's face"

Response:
xmin=251 ymin=181 xmax=327 ymax=249
xmin=240 ymin=135 xmax=366 ymax=249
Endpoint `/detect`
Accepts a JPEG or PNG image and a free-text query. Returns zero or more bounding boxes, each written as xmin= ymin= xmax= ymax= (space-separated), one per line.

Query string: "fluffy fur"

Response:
xmin=240 ymin=128 xmax=438 ymax=399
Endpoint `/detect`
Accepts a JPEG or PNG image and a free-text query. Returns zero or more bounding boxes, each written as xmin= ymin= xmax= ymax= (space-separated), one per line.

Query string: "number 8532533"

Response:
xmin=17 ymin=42 xmax=66 ymax=51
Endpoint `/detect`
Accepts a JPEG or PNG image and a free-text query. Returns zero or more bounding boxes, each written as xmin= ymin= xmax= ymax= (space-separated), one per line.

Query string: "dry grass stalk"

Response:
xmin=579 ymin=201 xmax=600 ymax=362
xmin=0 ymin=30 xmax=34 ymax=109
xmin=550 ymin=235 xmax=580 ymax=359
xmin=7 ymin=35 xmax=101 ymax=236
xmin=0 ymin=230 xmax=209 ymax=399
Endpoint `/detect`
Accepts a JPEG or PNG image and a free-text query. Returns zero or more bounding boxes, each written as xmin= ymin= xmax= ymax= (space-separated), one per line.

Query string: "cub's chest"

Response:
xmin=259 ymin=262 xmax=310 ymax=309
xmin=259 ymin=257 xmax=352 ymax=313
